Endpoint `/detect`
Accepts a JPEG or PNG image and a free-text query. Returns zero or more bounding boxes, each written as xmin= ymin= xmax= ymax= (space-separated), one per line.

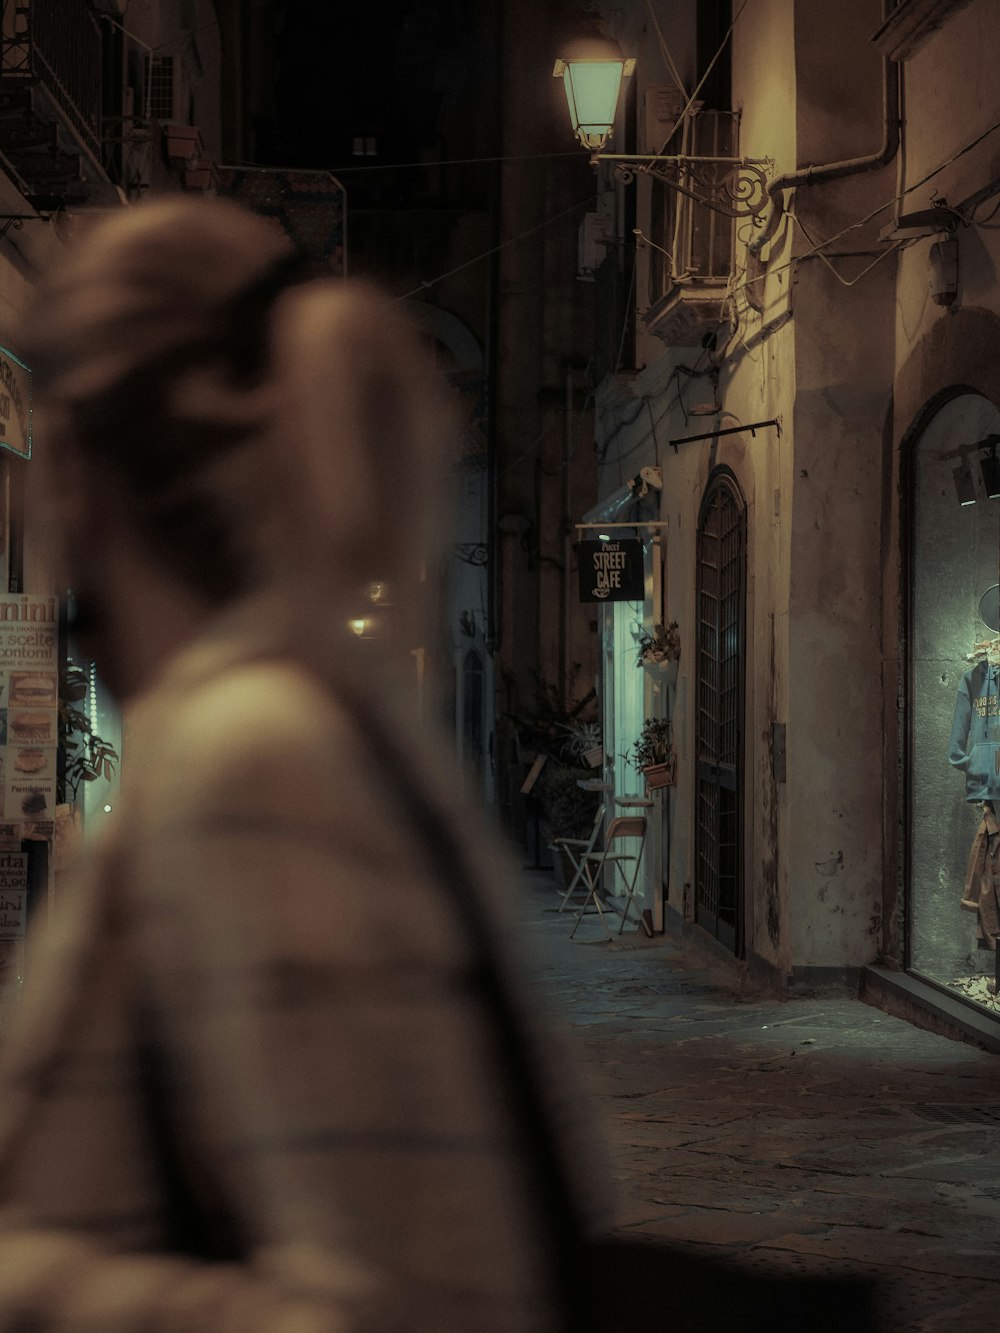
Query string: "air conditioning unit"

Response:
xmin=578 ymin=211 xmax=612 ymax=281
xmin=144 ymin=55 xmax=188 ymax=124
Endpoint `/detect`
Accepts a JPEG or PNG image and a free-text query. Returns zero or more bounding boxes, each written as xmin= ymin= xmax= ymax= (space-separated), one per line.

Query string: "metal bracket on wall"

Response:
xmin=669 ymin=417 xmax=782 ymax=454
xmin=0 ymin=215 xmax=48 ymax=241
xmin=594 ymin=154 xmax=773 ymax=220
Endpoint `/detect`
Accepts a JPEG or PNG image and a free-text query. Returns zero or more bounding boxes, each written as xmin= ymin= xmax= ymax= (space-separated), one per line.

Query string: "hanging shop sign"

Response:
xmin=577 ymin=538 xmax=644 ymax=602
xmin=0 ymin=347 xmax=30 ymax=460
xmin=0 ymin=595 xmax=58 ymax=841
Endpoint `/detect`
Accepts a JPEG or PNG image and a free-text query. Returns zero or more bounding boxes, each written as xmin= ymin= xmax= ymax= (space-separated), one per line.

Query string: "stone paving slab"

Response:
xmin=516 ymin=872 xmax=1000 ymax=1329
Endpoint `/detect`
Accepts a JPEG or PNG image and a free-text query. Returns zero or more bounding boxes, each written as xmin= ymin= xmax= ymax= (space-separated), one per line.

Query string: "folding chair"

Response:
xmin=550 ymin=803 xmax=605 ymax=913
xmin=570 ymin=815 xmax=648 ymax=940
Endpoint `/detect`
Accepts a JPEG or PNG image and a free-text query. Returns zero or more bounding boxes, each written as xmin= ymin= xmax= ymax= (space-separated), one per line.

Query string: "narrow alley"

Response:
xmin=519 ymin=872 xmax=1000 ymax=1332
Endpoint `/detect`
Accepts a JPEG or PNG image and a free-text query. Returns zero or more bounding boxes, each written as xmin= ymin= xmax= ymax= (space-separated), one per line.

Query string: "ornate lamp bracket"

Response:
xmin=593 ymin=154 xmax=774 ymax=222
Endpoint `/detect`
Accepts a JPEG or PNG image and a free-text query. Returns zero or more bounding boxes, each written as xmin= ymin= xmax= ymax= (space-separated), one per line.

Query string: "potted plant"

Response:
xmin=635 ymin=620 xmax=680 ymax=675
xmin=627 ymin=716 xmax=675 ymax=791
xmin=559 ymin=719 xmax=603 ymax=769
xmin=58 ymin=664 xmax=119 ymax=805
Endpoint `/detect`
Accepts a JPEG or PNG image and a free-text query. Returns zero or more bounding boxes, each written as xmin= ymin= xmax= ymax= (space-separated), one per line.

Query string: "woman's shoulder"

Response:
xmin=129 ymin=655 xmax=366 ymax=819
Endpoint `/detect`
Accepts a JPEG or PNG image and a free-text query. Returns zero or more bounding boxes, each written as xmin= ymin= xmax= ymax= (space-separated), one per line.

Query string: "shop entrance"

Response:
xmin=695 ymin=470 xmax=746 ymax=954
xmin=908 ymin=391 xmax=1000 ymax=1012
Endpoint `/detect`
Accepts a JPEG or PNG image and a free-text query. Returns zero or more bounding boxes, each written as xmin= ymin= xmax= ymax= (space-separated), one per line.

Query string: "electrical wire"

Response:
xmin=790 ymin=211 xmax=907 ymax=287
xmin=613 ymin=250 xmax=638 ymax=374
xmin=330 ymin=151 xmax=584 ymax=175
xmin=725 ymin=113 xmax=1000 ymax=305
xmin=654 ymin=0 xmax=754 ymax=159
xmin=962 ymin=192 xmax=1000 ymax=227
xmin=396 ymin=193 xmax=594 ymax=301
xmin=644 ymin=0 xmax=688 ymax=101
xmin=597 ymin=349 xmax=712 ymax=471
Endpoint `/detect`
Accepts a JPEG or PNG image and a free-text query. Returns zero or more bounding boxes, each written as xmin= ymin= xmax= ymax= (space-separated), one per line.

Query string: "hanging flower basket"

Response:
xmin=635 ymin=621 xmax=681 ymax=671
xmin=642 ymin=758 xmax=676 ymax=791
xmin=641 ymin=658 xmax=679 ymax=687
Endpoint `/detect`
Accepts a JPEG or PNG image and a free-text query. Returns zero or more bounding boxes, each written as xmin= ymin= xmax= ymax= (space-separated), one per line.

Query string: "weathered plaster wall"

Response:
xmin=595 ymin=0 xmax=901 ymax=973
xmin=787 ymin=253 xmax=894 ymax=967
xmin=761 ymin=0 xmax=893 ymax=969
xmin=730 ymin=0 xmax=796 ymax=972
xmin=899 ymin=1 xmax=1000 ymax=208
xmin=793 ymin=0 xmax=884 ymax=166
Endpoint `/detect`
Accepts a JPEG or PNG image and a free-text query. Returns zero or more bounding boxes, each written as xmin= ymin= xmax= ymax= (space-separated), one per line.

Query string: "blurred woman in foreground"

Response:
xmin=0 ymin=198 xmax=596 ymax=1331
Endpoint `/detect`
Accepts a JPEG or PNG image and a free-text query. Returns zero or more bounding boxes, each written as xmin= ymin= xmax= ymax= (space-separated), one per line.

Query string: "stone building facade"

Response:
xmin=569 ymin=0 xmax=1000 ymax=1022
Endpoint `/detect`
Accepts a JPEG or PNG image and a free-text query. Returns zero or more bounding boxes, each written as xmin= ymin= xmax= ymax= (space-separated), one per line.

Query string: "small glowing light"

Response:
xmin=350 ymin=618 xmax=367 ymax=637
xmin=103 ymin=804 xmax=113 ymax=814
xmin=553 ymin=46 xmax=636 ymax=153
xmin=598 ymin=532 xmax=611 ymax=542
xmin=367 ymin=581 xmax=386 ymax=604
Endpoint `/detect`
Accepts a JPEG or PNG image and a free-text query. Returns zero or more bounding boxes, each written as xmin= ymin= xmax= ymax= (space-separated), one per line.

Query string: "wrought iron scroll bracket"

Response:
xmin=0 ymin=216 xmax=38 ymax=241
xmin=594 ymin=154 xmax=773 ymax=221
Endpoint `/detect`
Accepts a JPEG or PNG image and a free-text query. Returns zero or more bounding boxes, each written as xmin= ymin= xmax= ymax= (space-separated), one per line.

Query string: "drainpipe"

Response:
xmin=749 ymin=35 xmax=901 ymax=259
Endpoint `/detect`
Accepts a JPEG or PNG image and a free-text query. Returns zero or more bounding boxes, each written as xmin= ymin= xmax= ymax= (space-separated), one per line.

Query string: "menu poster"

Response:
xmin=0 ymin=596 xmax=58 ymax=842
xmin=0 ymin=851 xmax=27 ymax=1027
xmin=0 ymin=852 xmax=27 ymax=941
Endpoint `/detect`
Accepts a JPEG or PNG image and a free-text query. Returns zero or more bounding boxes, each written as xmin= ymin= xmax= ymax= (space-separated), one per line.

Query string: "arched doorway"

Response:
xmin=695 ymin=469 xmax=747 ymax=954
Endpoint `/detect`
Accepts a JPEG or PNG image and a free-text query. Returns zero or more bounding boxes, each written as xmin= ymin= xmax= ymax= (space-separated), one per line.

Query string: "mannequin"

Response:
xmin=951 ymin=584 xmax=1000 ymax=989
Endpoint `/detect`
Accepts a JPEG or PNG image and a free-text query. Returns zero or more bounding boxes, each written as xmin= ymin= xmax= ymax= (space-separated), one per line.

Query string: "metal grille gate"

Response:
xmin=695 ymin=472 xmax=746 ymax=953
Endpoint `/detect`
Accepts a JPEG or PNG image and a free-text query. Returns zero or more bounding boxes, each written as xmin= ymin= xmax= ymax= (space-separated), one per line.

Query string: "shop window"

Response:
xmin=909 ymin=392 xmax=1000 ymax=1012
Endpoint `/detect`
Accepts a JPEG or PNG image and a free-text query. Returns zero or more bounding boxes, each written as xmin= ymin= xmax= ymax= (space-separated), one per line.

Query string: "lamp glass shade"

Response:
xmin=562 ymin=59 xmax=626 ymax=151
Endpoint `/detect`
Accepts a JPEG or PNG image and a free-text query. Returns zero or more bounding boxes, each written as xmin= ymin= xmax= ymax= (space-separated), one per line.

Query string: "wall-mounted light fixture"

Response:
xmin=946 ymin=433 xmax=1000 ymax=507
xmin=954 ymin=460 xmax=978 ymax=507
xmin=552 ymin=31 xmax=634 ymax=153
xmin=553 ymin=30 xmax=771 ymax=220
xmin=981 ymin=439 xmax=1000 ymax=499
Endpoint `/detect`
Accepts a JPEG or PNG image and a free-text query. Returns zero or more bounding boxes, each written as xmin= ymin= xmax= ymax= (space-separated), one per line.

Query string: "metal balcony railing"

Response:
xmin=1 ymin=0 xmax=102 ymax=159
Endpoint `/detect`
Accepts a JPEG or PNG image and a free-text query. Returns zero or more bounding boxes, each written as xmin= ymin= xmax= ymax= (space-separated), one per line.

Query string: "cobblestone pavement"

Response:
xmin=516 ymin=871 xmax=1000 ymax=1332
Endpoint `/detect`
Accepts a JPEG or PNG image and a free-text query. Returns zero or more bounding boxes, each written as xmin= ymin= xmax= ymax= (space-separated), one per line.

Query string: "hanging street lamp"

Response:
xmin=552 ymin=33 xmax=636 ymax=153
xmin=553 ymin=36 xmax=772 ymax=221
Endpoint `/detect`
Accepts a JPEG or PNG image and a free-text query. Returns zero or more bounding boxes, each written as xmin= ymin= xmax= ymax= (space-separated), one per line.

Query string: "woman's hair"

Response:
xmin=22 ymin=196 xmax=452 ymax=610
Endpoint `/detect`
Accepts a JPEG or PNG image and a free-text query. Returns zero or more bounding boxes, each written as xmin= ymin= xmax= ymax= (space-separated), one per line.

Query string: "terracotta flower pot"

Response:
xmin=642 ymin=759 xmax=675 ymax=790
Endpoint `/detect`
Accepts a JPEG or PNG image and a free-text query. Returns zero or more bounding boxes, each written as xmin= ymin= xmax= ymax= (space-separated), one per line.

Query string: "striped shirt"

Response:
xmin=0 ymin=603 xmax=600 ymax=1331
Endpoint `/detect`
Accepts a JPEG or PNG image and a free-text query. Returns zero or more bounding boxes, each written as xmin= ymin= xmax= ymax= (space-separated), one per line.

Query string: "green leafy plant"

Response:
xmin=558 ymin=718 xmax=602 ymax=763
xmin=626 ymin=717 xmax=674 ymax=770
xmin=58 ymin=664 xmax=119 ymax=804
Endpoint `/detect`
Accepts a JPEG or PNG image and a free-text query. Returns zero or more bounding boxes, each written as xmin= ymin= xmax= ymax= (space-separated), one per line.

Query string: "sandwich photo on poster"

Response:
xmin=8 ymin=672 xmax=56 ymax=710
xmin=8 ymin=710 xmax=53 ymax=746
